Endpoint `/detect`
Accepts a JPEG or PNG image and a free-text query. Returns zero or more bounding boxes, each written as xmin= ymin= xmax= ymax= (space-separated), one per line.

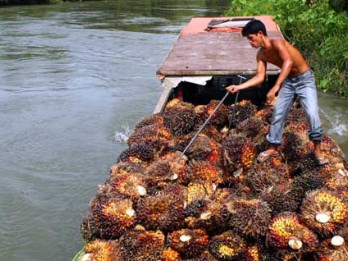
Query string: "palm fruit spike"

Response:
xmin=267 ymin=212 xmax=319 ymax=252
xmin=221 ymin=134 xmax=256 ymax=176
xmin=188 ymin=160 xmax=223 ymax=186
xmin=110 ymin=161 xmax=145 ymax=179
xmin=186 ymin=134 xmax=221 ymax=165
xmin=280 ymin=130 xmax=308 ymax=162
xmin=245 ymin=157 xmax=289 ymax=195
xmin=105 ymin=172 xmax=147 ymax=200
xmin=285 ymin=107 xmax=309 ymax=132
xmin=316 ymin=237 xmax=348 ymax=261
xmin=83 ymin=194 xmax=136 ymax=240
xmin=184 ymin=199 xmax=225 ymax=232
xmin=127 ymin=124 xmax=172 ymax=147
xmin=134 ymin=113 xmax=164 ymax=130
xmin=255 ymin=105 xmax=273 ymax=124
xmin=163 ymin=100 xmax=197 ymax=137
xmin=117 ymin=141 xmax=160 ymax=164
xmin=119 ymin=228 xmax=165 ymax=261
xmin=165 ymin=98 xmax=194 ymax=111
xmin=225 ymin=198 xmax=272 ymax=238
xmin=82 ymin=239 xmax=121 ymax=261
xmin=161 ymin=247 xmax=181 ymax=261
xmin=235 ymin=116 xmax=268 ymax=141
xmin=319 ymin=134 xmax=347 ymax=165
xmin=300 ymin=189 xmax=348 ymax=236
xmin=167 ymin=229 xmax=209 ymax=258
xmin=136 ymin=190 xmax=185 ymax=232
xmin=259 ymin=183 xmax=299 ymax=216
xmin=245 ymin=245 xmax=261 ymax=261
xmin=208 ymin=230 xmax=247 ymax=260
xmin=202 ymin=99 xmax=229 ymax=127
xmin=325 ymin=167 xmax=348 ymax=191
xmin=228 ymin=100 xmax=257 ymax=128
xmin=186 ymin=182 xmax=216 ymax=204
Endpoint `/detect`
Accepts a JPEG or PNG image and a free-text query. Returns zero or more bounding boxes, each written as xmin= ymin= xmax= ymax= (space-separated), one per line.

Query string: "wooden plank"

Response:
xmin=157 ymin=16 xmax=282 ymax=76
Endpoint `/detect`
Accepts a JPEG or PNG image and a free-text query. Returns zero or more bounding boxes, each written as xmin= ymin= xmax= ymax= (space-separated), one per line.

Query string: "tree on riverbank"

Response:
xmin=226 ymin=0 xmax=348 ymax=97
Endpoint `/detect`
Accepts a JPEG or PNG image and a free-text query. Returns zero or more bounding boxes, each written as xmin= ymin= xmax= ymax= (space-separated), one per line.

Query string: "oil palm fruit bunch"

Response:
xmin=136 ymin=189 xmax=185 ymax=232
xmin=167 ymin=228 xmax=209 ymax=258
xmin=134 ymin=113 xmax=164 ymax=130
xmin=200 ymin=99 xmax=229 ymax=127
xmin=300 ymin=189 xmax=348 ymax=236
xmin=245 ymin=157 xmax=290 ymax=195
xmin=228 ymin=100 xmax=257 ymax=128
xmin=235 ymin=116 xmax=268 ymax=143
xmin=225 ymin=198 xmax=272 ymax=238
xmin=255 ymin=105 xmax=273 ymax=124
xmin=117 ymin=141 xmax=162 ymax=165
xmin=245 ymin=245 xmax=262 ymax=261
xmin=208 ymin=230 xmax=247 ymax=260
xmin=184 ymin=199 xmax=225 ymax=233
xmin=324 ymin=167 xmax=348 ymax=191
xmin=118 ymin=227 xmax=165 ymax=261
xmin=163 ymin=99 xmax=197 ymax=137
xmin=221 ymin=134 xmax=256 ymax=178
xmin=161 ymin=247 xmax=180 ymax=261
xmin=185 ymin=134 xmax=222 ymax=165
xmin=186 ymin=182 xmax=216 ymax=204
xmin=109 ymin=161 xmax=145 ymax=179
xmin=267 ymin=212 xmax=319 ymax=253
xmin=81 ymin=239 xmax=121 ymax=261
xmin=280 ymin=130 xmax=308 ymax=162
xmin=316 ymin=236 xmax=348 ymax=261
xmin=104 ymin=172 xmax=147 ymax=200
xmin=285 ymin=107 xmax=309 ymax=132
xmin=188 ymin=160 xmax=224 ymax=186
xmin=82 ymin=194 xmax=136 ymax=240
xmin=259 ymin=183 xmax=299 ymax=217
xmin=127 ymin=123 xmax=172 ymax=147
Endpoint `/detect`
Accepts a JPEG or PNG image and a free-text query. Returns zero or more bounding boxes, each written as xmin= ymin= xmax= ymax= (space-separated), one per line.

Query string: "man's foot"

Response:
xmin=315 ymin=156 xmax=329 ymax=166
xmin=257 ymin=149 xmax=279 ymax=163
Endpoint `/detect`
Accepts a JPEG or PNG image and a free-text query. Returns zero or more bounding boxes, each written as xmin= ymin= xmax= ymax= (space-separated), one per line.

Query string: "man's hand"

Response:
xmin=266 ymin=85 xmax=280 ymax=105
xmin=226 ymin=85 xmax=240 ymax=93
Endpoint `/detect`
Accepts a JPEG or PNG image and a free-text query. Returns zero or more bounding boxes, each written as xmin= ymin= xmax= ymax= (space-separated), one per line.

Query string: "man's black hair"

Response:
xmin=242 ymin=19 xmax=268 ymax=37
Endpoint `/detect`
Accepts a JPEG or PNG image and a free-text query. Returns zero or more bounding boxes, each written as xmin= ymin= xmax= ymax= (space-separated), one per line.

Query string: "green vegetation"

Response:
xmin=226 ymin=0 xmax=348 ymax=97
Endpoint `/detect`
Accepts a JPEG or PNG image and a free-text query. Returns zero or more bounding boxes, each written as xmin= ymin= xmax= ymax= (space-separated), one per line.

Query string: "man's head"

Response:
xmin=241 ymin=19 xmax=268 ymax=48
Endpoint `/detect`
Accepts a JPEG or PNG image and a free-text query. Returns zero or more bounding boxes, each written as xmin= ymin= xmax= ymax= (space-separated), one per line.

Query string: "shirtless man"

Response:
xmin=226 ymin=19 xmax=328 ymax=165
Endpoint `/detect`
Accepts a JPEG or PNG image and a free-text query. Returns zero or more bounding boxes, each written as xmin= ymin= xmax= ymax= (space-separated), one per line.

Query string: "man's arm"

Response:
xmin=226 ymin=51 xmax=266 ymax=93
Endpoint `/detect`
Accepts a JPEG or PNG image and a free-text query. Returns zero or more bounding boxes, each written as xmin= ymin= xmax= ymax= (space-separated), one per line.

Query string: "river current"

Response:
xmin=0 ymin=1 xmax=347 ymax=260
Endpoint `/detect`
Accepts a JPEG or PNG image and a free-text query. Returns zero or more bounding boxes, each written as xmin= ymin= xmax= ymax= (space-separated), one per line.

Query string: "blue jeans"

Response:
xmin=266 ymin=69 xmax=323 ymax=145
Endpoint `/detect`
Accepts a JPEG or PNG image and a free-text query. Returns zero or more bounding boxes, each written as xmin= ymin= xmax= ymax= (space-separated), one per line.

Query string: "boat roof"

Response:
xmin=157 ymin=16 xmax=282 ymax=77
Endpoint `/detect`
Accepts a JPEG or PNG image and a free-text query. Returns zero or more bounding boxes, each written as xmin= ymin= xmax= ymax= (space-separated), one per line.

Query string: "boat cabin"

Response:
xmin=155 ymin=16 xmax=283 ymax=113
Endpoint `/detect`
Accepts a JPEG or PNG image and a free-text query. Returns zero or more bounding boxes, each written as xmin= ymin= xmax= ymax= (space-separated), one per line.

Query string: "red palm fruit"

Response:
xmin=221 ymin=135 xmax=256 ymax=177
xmin=119 ymin=228 xmax=165 ymax=261
xmin=161 ymin=247 xmax=180 ymax=261
xmin=203 ymin=99 xmax=229 ymax=127
xmin=184 ymin=199 xmax=225 ymax=232
xmin=136 ymin=190 xmax=185 ymax=232
xmin=86 ymin=194 xmax=136 ymax=240
xmin=245 ymin=244 xmax=261 ymax=261
xmin=225 ymin=198 xmax=272 ymax=238
xmin=168 ymin=229 xmax=209 ymax=258
xmin=188 ymin=160 xmax=224 ymax=186
xmin=127 ymin=124 xmax=172 ymax=147
xmin=110 ymin=161 xmax=145 ymax=179
xmin=325 ymin=166 xmax=348 ymax=191
xmin=163 ymin=103 xmax=197 ymax=137
xmin=259 ymin=183 xmax=299 ymax=216
xmin=316 ymin=237 xmax=348 ymax=261
xmin=319 ymin=134 xmax=347 ymax=165
xmin=186 ymin=182 xmax=216 ymax=204
xmin=208 ymin=230 xmax=247 ymax=260
xmin=280 ymin=130 xmax=309 ymax=162
xmin=105 ymin=172 xmax=147 ymax=200
xmin=83 ymin=239 xmax=121 ymax=261
xmin=267 ymin=212 xmax=319 ymax=252
xmin=285 ymin=107 xmax=309 ymax=131
xmin=245 ymin=157 xmax=290 ymax=195
xmin=134 ymin=113 xmax=164 ymax=130
xmin=228 ymin=100 xmax=257 ymax=128
xmin=236 ymin=116 xmax=268 ymax=142
xmin=300 ymin=189 xmax=348 ymax=236
xmin=255 ymin=105 xmax=273 ymax=124
xmin=200 ymin=124 xmax=224 ymax=143
xmin=117 ymin=141 xmax=161 ymax=165
xmin=186 ymin=134 xmax=222 ymax=165
xmin=165 ymin=98 xmax=195 ymax=111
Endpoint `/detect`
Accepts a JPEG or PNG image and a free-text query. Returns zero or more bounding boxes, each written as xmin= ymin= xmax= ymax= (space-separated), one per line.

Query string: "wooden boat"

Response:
xmin=73 ymin=16 xmax=348 ymax=261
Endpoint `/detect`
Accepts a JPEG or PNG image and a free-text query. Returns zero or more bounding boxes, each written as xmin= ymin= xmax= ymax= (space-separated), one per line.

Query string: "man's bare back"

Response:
xmin=258 ymin=38 xmax=310 ymax=76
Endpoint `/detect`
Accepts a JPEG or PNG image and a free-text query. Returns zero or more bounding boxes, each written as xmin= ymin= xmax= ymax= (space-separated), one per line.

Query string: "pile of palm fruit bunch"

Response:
xmin=78 ymin=98 xmax=348 ymax=261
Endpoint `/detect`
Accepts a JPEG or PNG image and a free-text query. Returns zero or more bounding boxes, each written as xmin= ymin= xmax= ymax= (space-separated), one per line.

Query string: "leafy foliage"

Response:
xmin=226 ymin=0 xmax=348 ymax=96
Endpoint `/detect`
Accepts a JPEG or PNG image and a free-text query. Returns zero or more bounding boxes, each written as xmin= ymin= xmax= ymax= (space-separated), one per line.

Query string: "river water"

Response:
xmin=0 ymin=1 xmax=347 ymax=260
